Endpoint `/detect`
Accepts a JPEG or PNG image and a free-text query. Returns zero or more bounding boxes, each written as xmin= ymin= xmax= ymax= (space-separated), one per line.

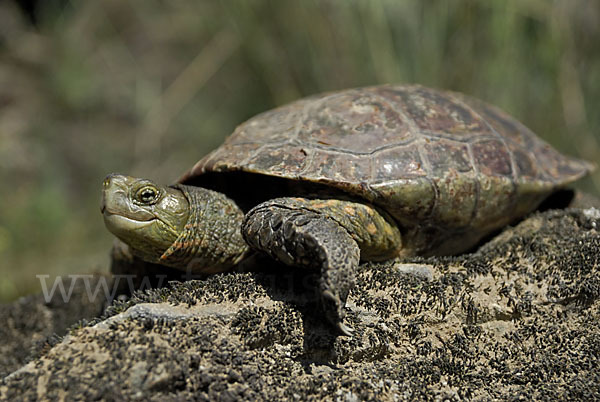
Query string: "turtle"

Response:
xmin=101 ymin=84 xmax=593 ymax=335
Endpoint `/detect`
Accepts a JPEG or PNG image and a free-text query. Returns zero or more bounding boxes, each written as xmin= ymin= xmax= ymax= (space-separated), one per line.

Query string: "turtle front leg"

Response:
xmin=241 ymin=197 xmax=403 ymax=335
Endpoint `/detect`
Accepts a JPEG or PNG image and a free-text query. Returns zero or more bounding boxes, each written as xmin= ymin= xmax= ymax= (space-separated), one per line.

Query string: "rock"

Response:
xmin=394 ymin=263 xmax=434 ymax=281
xmin=0 ymin=274 xmax=110 ymax=378
xmin=2 ymin=208 xmax=600 ymax=400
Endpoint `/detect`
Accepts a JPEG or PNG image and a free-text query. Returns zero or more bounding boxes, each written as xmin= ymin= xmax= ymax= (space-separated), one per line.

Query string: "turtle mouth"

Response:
xmin=103 ymin=212 xmax=158 ymax=232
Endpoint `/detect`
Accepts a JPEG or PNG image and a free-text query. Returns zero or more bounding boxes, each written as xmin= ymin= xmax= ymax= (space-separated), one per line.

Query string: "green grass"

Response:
xmin=1 ymin=0 xmax=599 ymax=301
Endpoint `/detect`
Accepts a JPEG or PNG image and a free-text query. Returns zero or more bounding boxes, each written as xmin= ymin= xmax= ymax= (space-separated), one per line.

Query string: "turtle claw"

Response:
xmin=337 ymin=321 xmax=354 ymax=337
xmin=321 ymin=289 xmax=353 ymax=336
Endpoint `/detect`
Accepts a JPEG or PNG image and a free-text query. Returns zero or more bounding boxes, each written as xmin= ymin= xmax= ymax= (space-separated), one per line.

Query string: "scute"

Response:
xmin=371 ymin=144 xmax=426 ymax=183
xmin=423 ymin=139 xmax=472 ymax=175
xmin=380 ymin=86 xmax=493 ymax=136
xmin=471 ymin=139 xmax=513 ymax=178
xmin=243 ymin=144 xmax=310 ymax=177
xmin=305 ymin=149 xmax=371 ymax=185
xmin=295 ymin=89 xmax=414 ymax=153
xmin=181 ymin=84 xmax=592 ymax=252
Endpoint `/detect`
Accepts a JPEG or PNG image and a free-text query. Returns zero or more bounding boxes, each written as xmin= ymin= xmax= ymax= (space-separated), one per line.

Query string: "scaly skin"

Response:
xmin=265 ymin=197 xmax=403 ymax=261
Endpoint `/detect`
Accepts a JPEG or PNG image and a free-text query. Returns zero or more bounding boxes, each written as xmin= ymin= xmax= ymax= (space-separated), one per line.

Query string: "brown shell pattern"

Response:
xmin=182 ymin=85 xmax=592 ymax=232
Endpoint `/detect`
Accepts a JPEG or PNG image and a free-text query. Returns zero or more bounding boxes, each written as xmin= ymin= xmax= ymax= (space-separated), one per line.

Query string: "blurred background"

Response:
xmin=0 ymin=0 xmax=599 ymax=301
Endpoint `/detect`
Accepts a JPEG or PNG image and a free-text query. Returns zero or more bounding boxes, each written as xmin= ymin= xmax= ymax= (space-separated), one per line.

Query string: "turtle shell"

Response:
xmin=180 ymin=85 xmax=592 ymax=254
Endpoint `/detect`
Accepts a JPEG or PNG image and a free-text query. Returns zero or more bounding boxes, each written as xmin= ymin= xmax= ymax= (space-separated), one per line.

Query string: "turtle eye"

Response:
xmin=135 ymin=186 xmax=159 ymax=205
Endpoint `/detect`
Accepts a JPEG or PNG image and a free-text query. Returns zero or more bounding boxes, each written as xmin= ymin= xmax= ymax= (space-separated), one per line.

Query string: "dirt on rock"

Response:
xmin=2 ymin=208 xmax=600 ymax=400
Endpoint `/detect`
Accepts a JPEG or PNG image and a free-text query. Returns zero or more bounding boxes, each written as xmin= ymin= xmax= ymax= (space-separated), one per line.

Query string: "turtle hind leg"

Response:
xmin=242 ymin=200 xmax=359 ymax=335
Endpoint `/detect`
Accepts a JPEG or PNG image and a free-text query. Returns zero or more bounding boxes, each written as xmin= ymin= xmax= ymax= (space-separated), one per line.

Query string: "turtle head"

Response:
xmin=101 ymin=173 xmax=249 ymax=273
xmin=101 ymin=174 xmax=189 ymax=262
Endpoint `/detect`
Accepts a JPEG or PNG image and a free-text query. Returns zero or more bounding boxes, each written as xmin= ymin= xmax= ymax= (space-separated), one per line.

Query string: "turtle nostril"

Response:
xmin=103 ymin=173 xmax=126 ymax=189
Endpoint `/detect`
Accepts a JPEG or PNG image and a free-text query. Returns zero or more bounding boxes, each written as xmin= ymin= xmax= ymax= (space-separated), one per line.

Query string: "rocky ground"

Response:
xmin=1 ymin=206 xmax=600 ymax=400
